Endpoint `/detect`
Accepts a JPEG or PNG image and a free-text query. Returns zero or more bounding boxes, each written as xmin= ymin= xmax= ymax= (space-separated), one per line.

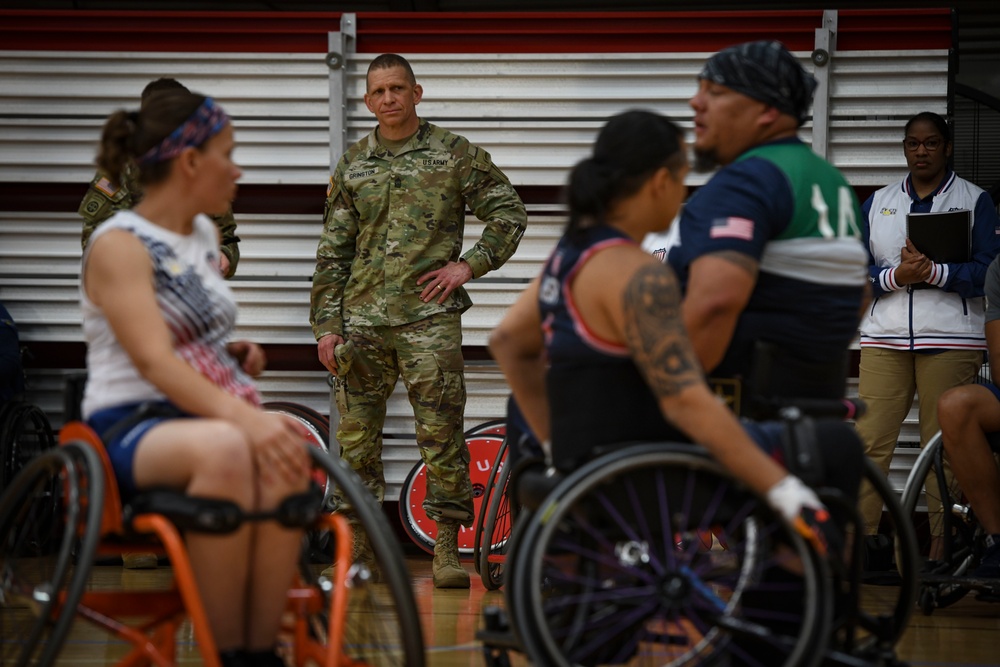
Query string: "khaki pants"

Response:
xmin=855 ymin=346 xmax=982 ymax=534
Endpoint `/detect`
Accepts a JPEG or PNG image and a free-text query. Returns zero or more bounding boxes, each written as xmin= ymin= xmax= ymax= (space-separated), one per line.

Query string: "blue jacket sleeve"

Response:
xmin=943 ymin=191 xmax=1000 ymax=298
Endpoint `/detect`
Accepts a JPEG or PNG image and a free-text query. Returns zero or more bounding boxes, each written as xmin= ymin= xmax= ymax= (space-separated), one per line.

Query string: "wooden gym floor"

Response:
xmin=29 ymin=554 xmax=1000 ymax=666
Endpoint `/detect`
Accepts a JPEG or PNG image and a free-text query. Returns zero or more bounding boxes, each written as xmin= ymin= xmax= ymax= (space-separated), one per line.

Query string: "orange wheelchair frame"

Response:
xmin=0 ymin=414 xmax=423 ymax=667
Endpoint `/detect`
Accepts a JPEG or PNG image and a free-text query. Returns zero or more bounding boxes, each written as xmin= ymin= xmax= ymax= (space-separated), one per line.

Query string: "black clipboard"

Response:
xmin=906 ymin=209 xmax=972 ymax=264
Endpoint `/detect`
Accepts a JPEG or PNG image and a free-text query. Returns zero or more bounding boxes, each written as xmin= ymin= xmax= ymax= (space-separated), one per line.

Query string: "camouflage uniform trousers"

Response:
xmin=332 ymin=311 xmax=473 ymax=526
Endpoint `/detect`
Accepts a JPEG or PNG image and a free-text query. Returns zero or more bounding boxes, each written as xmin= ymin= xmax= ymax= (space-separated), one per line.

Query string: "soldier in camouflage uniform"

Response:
xmin=310 ymin=54 xmax=526 ymax=589
xmin=79 ymin=78 xmax=240 ymax=278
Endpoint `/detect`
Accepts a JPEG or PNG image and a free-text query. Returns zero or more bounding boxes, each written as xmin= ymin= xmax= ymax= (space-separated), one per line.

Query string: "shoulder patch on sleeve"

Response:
xmin=93 ymin=175 xmax=120 ymax=197
xmin=326 ymin=176 xmax=335 ymax=198
xmin=471 ymin=147 xmax=495 ymax=173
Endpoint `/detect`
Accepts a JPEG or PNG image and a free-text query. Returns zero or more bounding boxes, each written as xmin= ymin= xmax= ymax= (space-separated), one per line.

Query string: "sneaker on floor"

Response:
xmin=122 ymin=551 xmax=158 ymax=569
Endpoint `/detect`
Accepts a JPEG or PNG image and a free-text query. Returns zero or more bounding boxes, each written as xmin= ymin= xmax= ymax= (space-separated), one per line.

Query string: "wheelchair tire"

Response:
xmin=465 ymin=419 xmax=507 ymax=438
xmin=473 ymin=436 xmax=509 ymax=576
xmin=507 ymin=443 xmax=831 ymax=667
xmin=0 ymin=402 xmax=56 ymax=492
xmin=0 ymin=441 xmax=104 ymax=667
xmin=851 ymin=456 xmax=918 ymax=646
xmin=306 ymin=446 xmax=425 ymax=667
xmin=264 ymin=401 xmax=336 ymax=561
xmin=479 ymin=454 xmax=512 ymax=589
xmin=899 ymin=432 xmax=975 ymax=612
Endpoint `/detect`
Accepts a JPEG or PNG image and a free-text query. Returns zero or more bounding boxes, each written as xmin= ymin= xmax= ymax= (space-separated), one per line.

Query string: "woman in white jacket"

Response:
xmin=855 ymin=111 xmax=1000 ymax=556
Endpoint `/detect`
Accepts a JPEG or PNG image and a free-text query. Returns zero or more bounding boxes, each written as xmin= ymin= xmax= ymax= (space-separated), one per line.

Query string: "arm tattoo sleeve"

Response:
xmin=623 ymin=263 xmax=704 ymax=399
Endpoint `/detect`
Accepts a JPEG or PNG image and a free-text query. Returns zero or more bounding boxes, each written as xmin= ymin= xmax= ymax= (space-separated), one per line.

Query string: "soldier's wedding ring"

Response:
xmin=435 ymin=284 xmax=444 ymax=290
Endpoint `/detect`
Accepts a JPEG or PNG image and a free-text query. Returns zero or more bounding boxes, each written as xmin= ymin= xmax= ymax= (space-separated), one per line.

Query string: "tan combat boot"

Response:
xmin=433 ymin=521 xmax=470 ymax=589
xmin=321 ymin=522 xmax=382 ymax=583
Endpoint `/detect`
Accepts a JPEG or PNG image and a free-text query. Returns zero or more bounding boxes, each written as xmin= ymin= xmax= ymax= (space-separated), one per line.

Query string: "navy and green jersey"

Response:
xmin=664 ymin=137 xmax=868 ymax=379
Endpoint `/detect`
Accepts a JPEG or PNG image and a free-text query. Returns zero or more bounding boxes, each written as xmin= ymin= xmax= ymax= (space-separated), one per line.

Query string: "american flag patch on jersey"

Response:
xmin=651 ymin=248 xmax=666 ymax=262
xmin=94 ymin=177 xmax=119 ymax=197
xmin=709 ymin=216 xmax=754 ymax=241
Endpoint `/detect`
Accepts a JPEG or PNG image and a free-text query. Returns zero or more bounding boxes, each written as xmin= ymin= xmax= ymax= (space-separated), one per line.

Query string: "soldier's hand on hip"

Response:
xmin=417 ymin=260 xmax=474 ymax=304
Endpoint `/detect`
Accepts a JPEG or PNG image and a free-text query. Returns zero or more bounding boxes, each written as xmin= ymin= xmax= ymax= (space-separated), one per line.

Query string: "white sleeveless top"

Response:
xmin=80 ymin=211 xmax=260 ymax=418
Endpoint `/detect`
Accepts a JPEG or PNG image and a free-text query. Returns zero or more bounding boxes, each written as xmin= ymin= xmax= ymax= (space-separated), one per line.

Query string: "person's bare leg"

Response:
xmin=938 ymin=385 xmax=1000 ymax=535
xmin=245 ymin=466 xmax=309 ymax=650
xmin=132 ymin=419 xmax=256 ymax=651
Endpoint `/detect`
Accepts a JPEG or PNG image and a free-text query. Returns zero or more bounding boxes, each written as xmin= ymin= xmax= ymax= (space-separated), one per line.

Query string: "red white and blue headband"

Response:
xmin=136 ymin=97 xmax=230 ymax=166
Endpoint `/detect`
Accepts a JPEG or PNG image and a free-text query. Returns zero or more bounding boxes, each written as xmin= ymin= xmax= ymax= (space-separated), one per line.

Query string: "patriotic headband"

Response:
xmin=136 ymin=97 xmax=230 ymax=166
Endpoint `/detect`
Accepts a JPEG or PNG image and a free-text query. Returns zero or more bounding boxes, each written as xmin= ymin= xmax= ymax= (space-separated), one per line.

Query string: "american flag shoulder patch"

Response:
xmin=709 ymin=216 xmax=754 ymax=241
xmin=94 ymin=177 xmax=119 ymax=197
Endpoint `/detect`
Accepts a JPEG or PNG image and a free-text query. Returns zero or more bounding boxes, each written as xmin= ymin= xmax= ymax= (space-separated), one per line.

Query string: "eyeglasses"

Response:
xmin=902 ymin=138 xmax=944 ymax=152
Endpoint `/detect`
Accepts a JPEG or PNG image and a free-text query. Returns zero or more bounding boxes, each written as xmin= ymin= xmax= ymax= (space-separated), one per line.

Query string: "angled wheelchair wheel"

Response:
xmin=306 ymin=447 xmax=425 ymax=667
xmin=508 ymin=443 xmax=831 ymax=667
xmin=478 ymin=454 xmax=541 ymax=590
xmin=264 ymin=402 xmax=335 ymax=561
xmin=899 ymin=432 xmax=975 ymax=613
xmin=479 ymin=457 xmax=513 ymax=589
xmin=473 ymin=436 xmax=509 ymax=576
xmin=847 ymin=457 xmax=917 ymax=648
xmin=0 ymin=441 xmax=104 ymax=667
xmin=1 ymin=402 xmax=56 ymax=492
xmin=398 ymin=435 xmax=505 ymax=557
xmin=465 ymin=419 xmax=507 ymax=438
xmin=263 ymin=401 xmax=330 ymax=461
xmin=263 ymin=401 xmax=331 ymax=431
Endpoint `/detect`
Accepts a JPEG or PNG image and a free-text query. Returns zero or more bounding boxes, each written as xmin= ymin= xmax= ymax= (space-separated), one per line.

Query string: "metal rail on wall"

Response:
xmin=0 ymin=7 xmax=957 ymax=495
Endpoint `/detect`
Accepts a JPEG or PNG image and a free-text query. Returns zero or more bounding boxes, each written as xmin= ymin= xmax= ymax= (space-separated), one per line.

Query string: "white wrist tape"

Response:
xmin=765 ymin=475 xmax=822 ymax=524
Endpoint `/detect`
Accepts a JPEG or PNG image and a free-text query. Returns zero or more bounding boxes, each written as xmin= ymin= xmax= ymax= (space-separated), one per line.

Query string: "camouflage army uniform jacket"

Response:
xmin=310 ymin=120 xmax=526 ymax=339
xmin=78 ymin=165 xmax=241 ymax=277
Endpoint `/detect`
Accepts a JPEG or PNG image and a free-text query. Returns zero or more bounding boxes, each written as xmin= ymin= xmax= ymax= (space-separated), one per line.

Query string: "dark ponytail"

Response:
xmin=565 ymin=109 xmax=686 ymax=239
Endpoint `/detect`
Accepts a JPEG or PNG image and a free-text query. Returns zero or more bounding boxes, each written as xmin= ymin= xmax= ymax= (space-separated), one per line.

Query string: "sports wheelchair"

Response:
xmin=899 ymin=429 xmax=1000 ymax=615
xmin=0 ymin=413 xmax=425 ymax=667
xmin=477 ymin=398 xmax=918 ymax=667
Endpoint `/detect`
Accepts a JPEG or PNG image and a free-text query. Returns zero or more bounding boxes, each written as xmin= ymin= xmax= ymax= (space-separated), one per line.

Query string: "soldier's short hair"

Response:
xmin=367 ymin=54 xmax=416 ymax=87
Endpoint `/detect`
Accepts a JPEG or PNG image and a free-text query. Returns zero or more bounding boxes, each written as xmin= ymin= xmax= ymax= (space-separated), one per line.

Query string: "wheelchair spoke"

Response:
xmin=511 ymin=445 xmax=829 ymax=667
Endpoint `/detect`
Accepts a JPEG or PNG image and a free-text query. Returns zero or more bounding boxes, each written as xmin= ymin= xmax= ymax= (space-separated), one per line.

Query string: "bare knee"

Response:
xmin=256 ymin=462 xmax=311 ymax=511
xmin=938 ymin=386 xmax=977 ymax=434
xmin=188 ymin=421 xmax=255 ymax=507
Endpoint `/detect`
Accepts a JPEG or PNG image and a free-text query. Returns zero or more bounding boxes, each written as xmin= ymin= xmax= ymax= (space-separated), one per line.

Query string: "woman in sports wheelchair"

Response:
xmin=74 ymin=87 xmax=310 ymax=667
xmin=485 ymin=110 xmax=895 ymax=667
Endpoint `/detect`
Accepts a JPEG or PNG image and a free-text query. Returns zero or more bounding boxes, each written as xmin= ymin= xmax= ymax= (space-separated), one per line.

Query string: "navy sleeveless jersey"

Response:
xmin=539 ymin=226 xmax=684 ymax=470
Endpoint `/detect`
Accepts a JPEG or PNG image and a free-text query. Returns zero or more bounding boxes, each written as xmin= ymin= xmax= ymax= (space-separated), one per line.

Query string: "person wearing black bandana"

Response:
xmin=648 ymin=40 xmax=871 ymax=665
xmin=652 ymin=40 xmax=870 ymax=411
